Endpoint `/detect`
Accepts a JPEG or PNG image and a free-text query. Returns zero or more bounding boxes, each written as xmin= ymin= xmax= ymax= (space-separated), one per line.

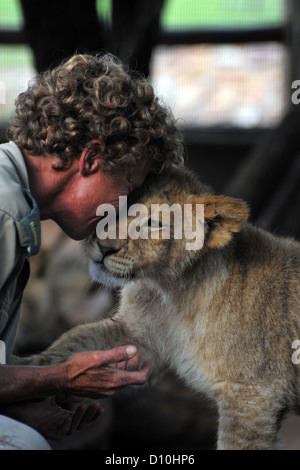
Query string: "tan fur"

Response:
xmin=13 ymin=168 xmax=300 ymax=450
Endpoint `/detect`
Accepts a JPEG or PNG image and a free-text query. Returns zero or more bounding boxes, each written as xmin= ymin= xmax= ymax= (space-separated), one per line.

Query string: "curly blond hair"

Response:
xmin=7 ymin=53 xmax=184 ymax=174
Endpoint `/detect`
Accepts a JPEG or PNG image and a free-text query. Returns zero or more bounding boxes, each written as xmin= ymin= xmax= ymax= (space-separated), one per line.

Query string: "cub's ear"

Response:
xmin=199 ymin=195 xmax=249 ymax=249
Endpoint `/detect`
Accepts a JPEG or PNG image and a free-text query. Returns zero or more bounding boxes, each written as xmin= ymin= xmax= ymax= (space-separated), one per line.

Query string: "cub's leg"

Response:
xmin=12 ymin=317 xmax=162 ymax=379
xmin=216 ymin=383 xmax=285 ymax=450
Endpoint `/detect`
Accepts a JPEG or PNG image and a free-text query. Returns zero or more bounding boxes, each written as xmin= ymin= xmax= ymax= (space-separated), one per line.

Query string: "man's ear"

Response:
xmin=79 ymin=139 xmax=105 ymax=176
xmin=199 ymin=195 xmax=249 ymax=249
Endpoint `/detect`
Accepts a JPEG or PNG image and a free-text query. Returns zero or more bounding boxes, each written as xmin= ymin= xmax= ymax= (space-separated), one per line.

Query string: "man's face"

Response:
xmin=52 ymin=161 xmax=150 ymax=240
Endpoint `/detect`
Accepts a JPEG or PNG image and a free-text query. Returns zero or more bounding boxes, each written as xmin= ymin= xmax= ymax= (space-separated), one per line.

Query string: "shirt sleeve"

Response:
xmin=0 ymin=211 xmax=19 ymax=310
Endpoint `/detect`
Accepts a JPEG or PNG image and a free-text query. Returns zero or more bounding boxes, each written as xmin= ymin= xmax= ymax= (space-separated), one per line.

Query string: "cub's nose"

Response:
xmin=97 ymin=240 xmax=120 ymax=258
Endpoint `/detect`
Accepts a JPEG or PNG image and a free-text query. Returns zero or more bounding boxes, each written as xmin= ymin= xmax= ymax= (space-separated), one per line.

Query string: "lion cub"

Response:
xmin=16 ymin=168 xmax=300 ymax=449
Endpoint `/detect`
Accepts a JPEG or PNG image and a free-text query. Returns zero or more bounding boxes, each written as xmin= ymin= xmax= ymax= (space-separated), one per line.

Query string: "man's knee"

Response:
xmin=0 ymin=415 xmax=51 ymax=450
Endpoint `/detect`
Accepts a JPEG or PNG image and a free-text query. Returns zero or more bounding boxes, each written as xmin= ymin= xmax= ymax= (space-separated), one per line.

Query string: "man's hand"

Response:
xmin=0 ymin=345 xmax=150 ymax=441
xmin=60 ymin=346 xmax=151 ymax=399
xmin=1 ymin=396 xmax=103 ymax=440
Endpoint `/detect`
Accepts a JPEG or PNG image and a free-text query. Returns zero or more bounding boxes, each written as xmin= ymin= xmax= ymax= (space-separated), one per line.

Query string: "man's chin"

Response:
xmin=53 ymin=220 xmax=89 ymax=241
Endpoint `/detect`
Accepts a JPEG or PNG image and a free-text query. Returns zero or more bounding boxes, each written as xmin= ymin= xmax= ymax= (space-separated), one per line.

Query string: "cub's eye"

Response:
xmin=147 ymin=217 xmax=163 ymax=229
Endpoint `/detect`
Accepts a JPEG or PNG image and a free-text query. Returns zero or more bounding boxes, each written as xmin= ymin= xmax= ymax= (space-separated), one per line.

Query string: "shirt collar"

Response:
xmin=0 ymin=141 xmax=30 ymax=190
xmin=1 ymin=142 xmax=41 ymax=257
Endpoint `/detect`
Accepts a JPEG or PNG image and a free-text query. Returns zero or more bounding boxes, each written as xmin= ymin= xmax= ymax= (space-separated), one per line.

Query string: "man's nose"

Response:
xmin=97 ymin=240 xmax=121 ymax=257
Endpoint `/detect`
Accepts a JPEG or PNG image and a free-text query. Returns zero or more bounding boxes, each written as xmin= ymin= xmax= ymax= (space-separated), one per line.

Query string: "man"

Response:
xmin=0 ymin=53 xmax=184 ymax=449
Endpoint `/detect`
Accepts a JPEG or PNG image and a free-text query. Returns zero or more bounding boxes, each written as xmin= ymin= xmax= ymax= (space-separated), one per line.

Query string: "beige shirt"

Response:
xmin=0 ymin=142 xmax=41 ymax=361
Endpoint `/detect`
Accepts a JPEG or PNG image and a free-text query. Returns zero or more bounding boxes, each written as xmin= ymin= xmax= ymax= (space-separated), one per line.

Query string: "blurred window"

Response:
xmin=0 ymin=45 xmax=35 ymax=125
xmin=150 ymin=42 xmax=286 ymax=129
xmin=0 ymin=0 xmax=287 ymax=129
xmin=0 ymin=0 xmax=34 ymax=126
xmin=0 ymin=0 xmax=23 ymax=29
xmin=151 ymin=0 xmax=286 ymax=129
xmin=160 ymin=0 xmax=284 ymax=30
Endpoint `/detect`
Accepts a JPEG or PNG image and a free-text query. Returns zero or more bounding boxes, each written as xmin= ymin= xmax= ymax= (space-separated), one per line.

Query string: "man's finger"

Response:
xmin=69 ymin=402 xmax=103 ymax=433
xmin=110 ymin=358 xmax=152 ymax=387
xmin=115 ymin=360 xmax=128 ymax=370
xmin=69 ymin=404 xmax=86 ymax=434
xmin=125 ymin=352 xmax=140 ymax=371
xmin=130 ymin=358 xmax=152 ymax=384
xmin=94 ymin=345 xmax=138 ymax=365
xmin=77 ymin=403 xmax=103 ymax=430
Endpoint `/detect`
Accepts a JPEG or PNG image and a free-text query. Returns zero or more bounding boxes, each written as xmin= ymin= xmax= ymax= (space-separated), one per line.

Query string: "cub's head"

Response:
xmin=86 ymin=168 xmax=249 ymax=289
